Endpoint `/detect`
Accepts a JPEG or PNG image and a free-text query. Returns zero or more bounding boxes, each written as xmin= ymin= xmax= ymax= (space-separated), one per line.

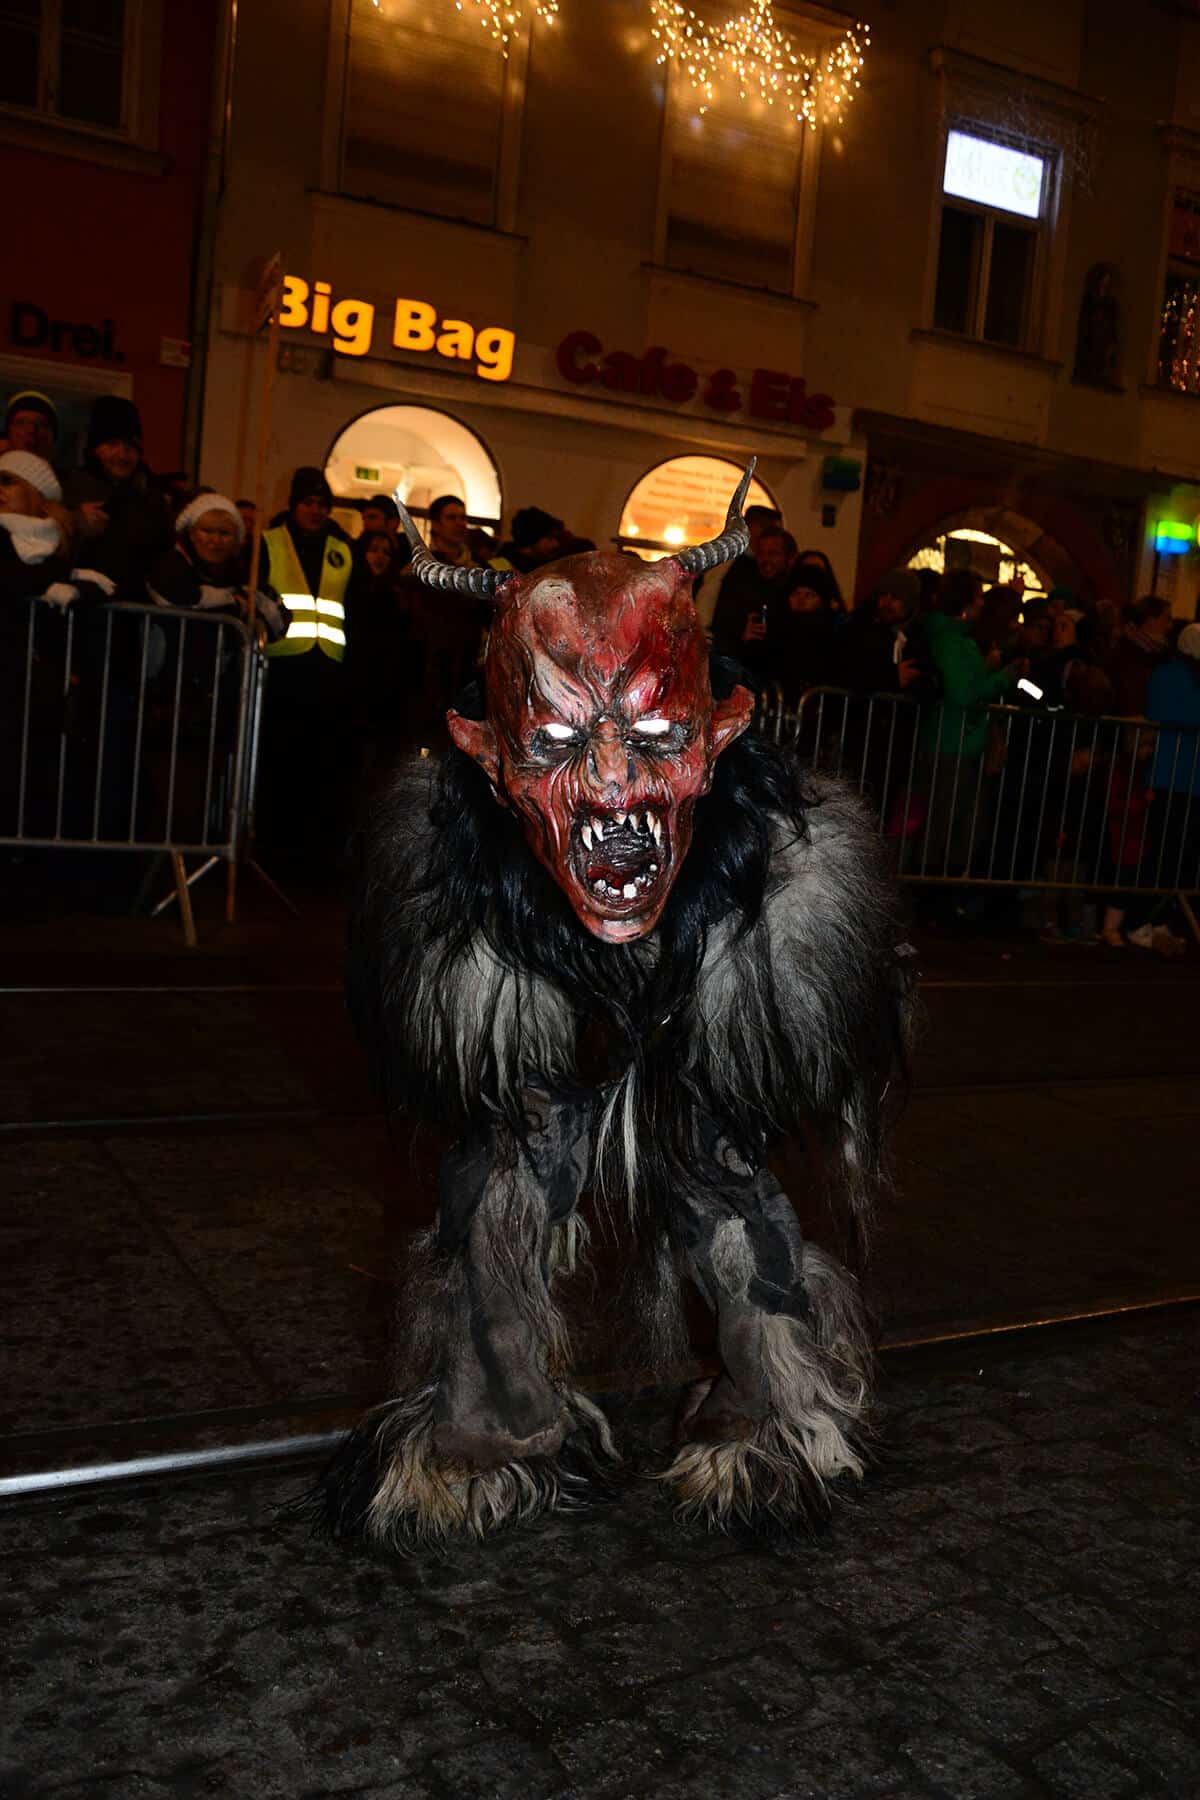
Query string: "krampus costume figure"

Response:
xmin=315 ymin=463 xmax=912 ymax=1550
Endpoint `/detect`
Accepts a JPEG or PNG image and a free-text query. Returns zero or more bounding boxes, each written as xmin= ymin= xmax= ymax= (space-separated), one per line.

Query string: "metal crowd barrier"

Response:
xmin=755 ymin=684 xmax=1200 ymax=929
xmin=1 ymin=598 xmax=266 ymax=945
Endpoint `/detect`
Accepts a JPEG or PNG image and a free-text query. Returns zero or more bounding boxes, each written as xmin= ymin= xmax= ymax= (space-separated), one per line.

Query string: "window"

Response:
xmin=1157 ymin=190 xmax=1200 ymax=394
xmin=339 ymin=0 xmax=507 ymax=225
xmin=932 ymin=127 xmax=1049 ymax=349
xmin=324 ymin=405 xmax=502 ymax=529
xmin=618 ymin=456 xmax=777 ymax=560
xmin=0 ymin=0 xmax=127 ymax=133
xmin=664 ymin=95 xmax=806 ymax=293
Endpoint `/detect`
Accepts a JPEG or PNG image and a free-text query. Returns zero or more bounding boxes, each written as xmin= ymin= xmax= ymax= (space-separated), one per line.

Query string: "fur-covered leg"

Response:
xmin=308 ymin=1106 xmax=618 ymax=1550
xmin=663 ymin=1150 xmax=873 ymax=1540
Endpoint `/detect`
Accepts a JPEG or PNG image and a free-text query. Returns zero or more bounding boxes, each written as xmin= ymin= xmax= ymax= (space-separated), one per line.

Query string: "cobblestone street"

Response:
xmin=3 ymin=1311 xmax=1198 ymax=1799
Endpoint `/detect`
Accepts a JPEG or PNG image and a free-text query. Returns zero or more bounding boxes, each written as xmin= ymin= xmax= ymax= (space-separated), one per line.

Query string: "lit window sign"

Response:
xmin=1155 ymin=520 xmax=1194 ymax=554
xmin=277 ymin=277 xmax=515 ymax=382
xmin=943 ymin=129 xmax=1046 ymax=220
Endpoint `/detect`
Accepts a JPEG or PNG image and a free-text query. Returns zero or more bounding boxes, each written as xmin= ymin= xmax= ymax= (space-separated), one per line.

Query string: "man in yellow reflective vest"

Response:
xmin=257 ymin=466 xmax=354 ymax=863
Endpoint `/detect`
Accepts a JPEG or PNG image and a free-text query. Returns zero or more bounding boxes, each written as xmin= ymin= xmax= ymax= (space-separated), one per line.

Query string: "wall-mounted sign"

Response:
xmin=8 ymin=302 xmax=125 ymax=363
xmin=277 ymin=277 xmax=515 ymax=383
xmin=555 ymin=331 xmax=835 ymax=432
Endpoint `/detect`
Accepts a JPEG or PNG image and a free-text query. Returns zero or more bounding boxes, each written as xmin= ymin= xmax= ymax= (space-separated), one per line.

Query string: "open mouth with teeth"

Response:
xmin=572 ymin=806 xmax=667 ymax=911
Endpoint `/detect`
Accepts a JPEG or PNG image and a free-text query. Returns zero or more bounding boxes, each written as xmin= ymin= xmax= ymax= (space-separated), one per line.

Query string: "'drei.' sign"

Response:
xmin=555 ymin=330 xmax=835 ymax=432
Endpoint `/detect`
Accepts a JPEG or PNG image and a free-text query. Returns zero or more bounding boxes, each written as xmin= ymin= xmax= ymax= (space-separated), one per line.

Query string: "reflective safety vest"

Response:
xmin=262 ymin=525 xmax=350 ymax=662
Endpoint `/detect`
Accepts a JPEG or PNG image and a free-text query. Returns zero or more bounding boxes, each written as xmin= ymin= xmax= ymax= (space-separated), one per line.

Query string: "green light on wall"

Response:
xmin=1155 ymin=520 xmax=1194 ymax=554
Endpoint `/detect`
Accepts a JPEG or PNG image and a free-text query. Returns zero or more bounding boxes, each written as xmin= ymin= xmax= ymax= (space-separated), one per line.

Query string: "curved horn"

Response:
xmin=674 ymin=458 xmax=756 ymax=576
xmin=396 ymin=498 xmax=501 ymax=599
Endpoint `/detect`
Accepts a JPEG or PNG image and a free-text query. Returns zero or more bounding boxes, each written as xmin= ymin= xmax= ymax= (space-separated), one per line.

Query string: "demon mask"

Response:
xmin=398 ymin=466 xmax=756 ymax=943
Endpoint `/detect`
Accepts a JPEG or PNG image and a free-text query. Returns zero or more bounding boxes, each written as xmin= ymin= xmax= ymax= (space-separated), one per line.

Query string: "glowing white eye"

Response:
xmin=544 ymin=722 xmax=576 ymax=742
xmin=633 ymin=718 xmax=672 ymax=737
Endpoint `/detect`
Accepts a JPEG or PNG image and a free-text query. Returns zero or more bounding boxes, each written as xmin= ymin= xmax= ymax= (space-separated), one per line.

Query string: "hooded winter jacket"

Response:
xmin=918 ymin=612 xmax=1014 ymax=755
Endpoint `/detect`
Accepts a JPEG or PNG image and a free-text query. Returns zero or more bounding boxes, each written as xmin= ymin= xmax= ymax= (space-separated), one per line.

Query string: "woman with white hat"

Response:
xmin=148 ymin=492 xmax=289 ymax=643
xmin=0 ymin=450 xmax=114 ymax=609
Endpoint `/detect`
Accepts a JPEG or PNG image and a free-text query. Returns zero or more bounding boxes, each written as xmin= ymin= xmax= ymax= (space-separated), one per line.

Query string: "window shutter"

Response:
xmin=666 ymin=100 xmax=802 ymax=292
xmin=342 ymin=0 xmax=505 ymax=226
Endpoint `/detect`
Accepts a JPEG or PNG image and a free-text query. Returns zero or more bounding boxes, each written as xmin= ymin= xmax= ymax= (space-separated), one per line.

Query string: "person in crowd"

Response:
xmin=916 ymin=568 xmax=1022 ymax=878
xmin=974 ymin=584 xmax=1023 ymax=662
xmin=498 ymin=505 xmax=565 ymax=575
xmin=695 ymin=501 xmax=782 ymax=630
xmin=764 ymin=564 xmax=839 ymax=704
xmin=345 ymin=530 xmax=412 ymax=768
xmin=3 ymin=391 xmax=58 ymax=463
xmin=424 ymin=493 xmax=474 ymax=566
xmin=397 ymin=493 xmax=488 ymax=743
xmin=0 ymin=452 xmax=121 ymax=850
xmin=1027 ymin=607 xmax=1084 ymax=709
xmin=1107 ymin=595 xmax=1173 ymax=716
xmin=255 ymin=466 xmax=354 ymax=863
xmin=1097 ymin=728 xmax=1178 ymax=951
xmin=144 ymin=495 xmax=287 ymax=845
xmin=0 ymin=451 xmax=107 ymax=607
xmin=1144 ymin=621 xmax=1200 ymax=906
xmin=793 ymin=547 xmax=844 ymax=610
xmin=710 ymin=524 xmax=796 ymax=684
xmin=838 ymin=568 xmax=938 ymax=700
xmin=148 ymin=494 xmax=288 ymax=641
xmin=61 ymin=396 xmax=173 ymax=601
xmin=235 ymin=498 xmax=257 ymax=539
xmin=360 ymin=494 xmax=402 ymax=542
xmin=914 ymin=566 xmax=942 ymax=616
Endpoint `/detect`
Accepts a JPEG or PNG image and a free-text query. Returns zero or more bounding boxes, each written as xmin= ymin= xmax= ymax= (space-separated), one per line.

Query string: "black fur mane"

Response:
xmin=349 ymin=658 xmax=812 ymax=1133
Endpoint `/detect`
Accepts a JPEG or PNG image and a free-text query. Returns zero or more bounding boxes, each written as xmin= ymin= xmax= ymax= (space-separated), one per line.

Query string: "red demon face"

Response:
xmin=448 ymin=553 xmax=753 ymax=944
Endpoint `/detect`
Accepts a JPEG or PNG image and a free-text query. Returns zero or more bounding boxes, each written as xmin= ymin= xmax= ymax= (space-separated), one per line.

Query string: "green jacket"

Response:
xmin=919 ymin=613 xmax=1014 ymax=755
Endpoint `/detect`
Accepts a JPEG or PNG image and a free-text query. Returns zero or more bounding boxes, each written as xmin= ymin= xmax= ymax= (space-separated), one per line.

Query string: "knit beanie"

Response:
xmin=0 ymin=450 xmax=62 ymax=504
xmin=1178 ymin=623 xmax=1200 ymax=660
xmin=511 ymin=505 xmax=563 ymax=549
xmin=175 ymin=493 xmax=245 ymax=546
xmin=288 ymin=465 xmax=333 ymax=509
xmin=5 ymin=390 xmax=58 ymax=435
xmin=87 ymin=394 xmax=143 ymax=452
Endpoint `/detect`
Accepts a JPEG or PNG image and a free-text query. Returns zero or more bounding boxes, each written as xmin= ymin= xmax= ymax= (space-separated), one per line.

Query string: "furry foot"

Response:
xmin=662 ymin=1380 xmax=865 ymax=1541
xmin=662 ymin=1246 xmax=875 ymax=1541
xmin=301 ymin=1386 xmax=619 ymax=1552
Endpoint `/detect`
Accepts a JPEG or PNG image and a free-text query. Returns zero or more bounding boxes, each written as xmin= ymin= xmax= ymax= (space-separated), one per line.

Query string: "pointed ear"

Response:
xmin=709 ymin=683 xmax=754 ymax=758
xmin=447 ymin=710 xmax=500 ymax=785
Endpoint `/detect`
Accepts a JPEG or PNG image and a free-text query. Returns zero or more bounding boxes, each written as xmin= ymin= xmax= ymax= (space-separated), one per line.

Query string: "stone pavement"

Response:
xmin=2 ymin=1308 xmax=1198 ymax=1799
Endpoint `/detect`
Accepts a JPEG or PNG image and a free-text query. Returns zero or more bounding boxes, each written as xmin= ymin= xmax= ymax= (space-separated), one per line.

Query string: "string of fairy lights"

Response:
xmin=649 ymin=0 xmax=869 ymax=126
xmin=371 ymin=0 xmax=869 ymax=117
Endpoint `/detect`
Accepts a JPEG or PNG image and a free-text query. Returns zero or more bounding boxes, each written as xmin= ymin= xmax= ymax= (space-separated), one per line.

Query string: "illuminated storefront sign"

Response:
xmin=277 ymin=277 xmax=515 ymax=382
xmin=555 ymin=330 xmax=836 ymax=431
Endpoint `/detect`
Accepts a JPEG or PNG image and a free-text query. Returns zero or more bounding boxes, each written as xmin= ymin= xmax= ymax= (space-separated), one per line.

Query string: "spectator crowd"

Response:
xmin=2 ymin=387 xmax=1198 ymax=949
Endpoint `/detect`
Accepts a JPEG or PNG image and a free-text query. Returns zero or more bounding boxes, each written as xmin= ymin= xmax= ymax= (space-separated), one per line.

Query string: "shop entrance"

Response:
xmin=618 ymin=454 xmax=777 ymax=560
xmin=324 ymin=404 xmax=502 ymax=534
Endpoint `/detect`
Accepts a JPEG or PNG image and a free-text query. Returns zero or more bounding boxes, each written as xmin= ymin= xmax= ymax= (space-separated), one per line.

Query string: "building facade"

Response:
xmin=1 ymin=0 xmax=222 ymax=474
xmin=198 ymin=0 xmax=1200 ymax=613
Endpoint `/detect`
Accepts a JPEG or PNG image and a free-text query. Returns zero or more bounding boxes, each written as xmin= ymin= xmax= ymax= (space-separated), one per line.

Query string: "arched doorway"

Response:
xmin=618 ymin=455 xmax=777 ymax=561
xmin=324 ymin=404 xmax=503 ymax=534
xmin=906 ymin=520 xmax=1053 ymax=599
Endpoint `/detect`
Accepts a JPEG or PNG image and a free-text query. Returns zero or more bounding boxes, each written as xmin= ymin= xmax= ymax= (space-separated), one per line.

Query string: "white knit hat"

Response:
xmin=0 ymin=450 xmax=61 ymax=504
xmin=1178 ymin=622 xmax=1200 ymax=660
xmin=175 ymin=492 xmax=245 ymax=545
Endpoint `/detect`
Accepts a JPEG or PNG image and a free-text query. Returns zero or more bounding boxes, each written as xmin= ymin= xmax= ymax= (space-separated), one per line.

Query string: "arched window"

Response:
xmin=907 ymin=527 xmax=1050 ymax=598
xmin=618 ymin=455 xmax=777 ymax=561
xmin=324 ymin=405 xmax=502 ymax=535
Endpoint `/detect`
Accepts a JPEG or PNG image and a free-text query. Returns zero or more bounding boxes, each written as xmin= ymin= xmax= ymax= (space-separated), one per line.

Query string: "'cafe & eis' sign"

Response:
xmin=555 ymin=329 xmax=836 ymax=431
